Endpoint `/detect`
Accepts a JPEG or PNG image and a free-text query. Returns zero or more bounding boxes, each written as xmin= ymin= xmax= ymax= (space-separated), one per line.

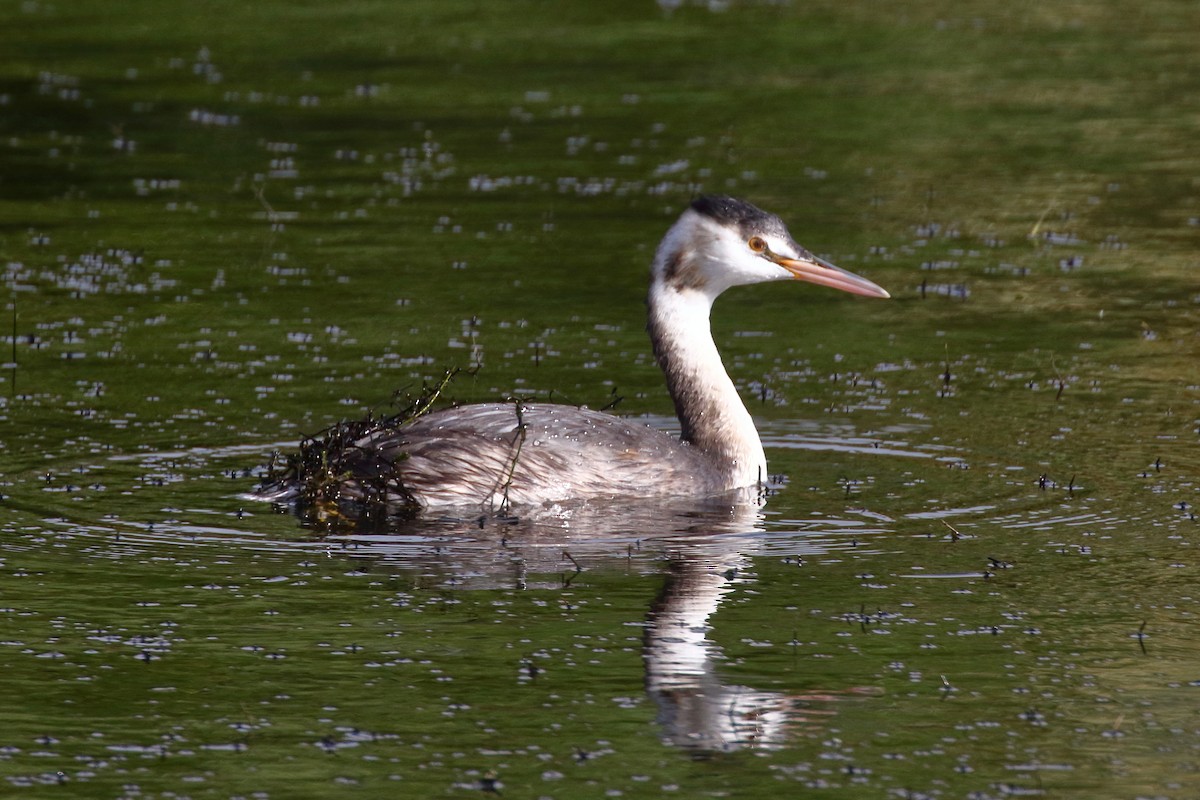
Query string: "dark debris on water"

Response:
xmin=256 ymin=368 xmax=461 ymax=530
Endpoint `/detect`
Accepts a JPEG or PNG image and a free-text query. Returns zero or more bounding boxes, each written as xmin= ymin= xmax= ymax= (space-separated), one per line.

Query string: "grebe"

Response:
xmin=258 ymin=196 xmax=888 ymax=516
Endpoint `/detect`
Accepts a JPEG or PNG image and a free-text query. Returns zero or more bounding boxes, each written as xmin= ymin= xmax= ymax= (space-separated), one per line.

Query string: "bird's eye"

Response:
xmin=748 ymin=236 xmax=767 ymax=253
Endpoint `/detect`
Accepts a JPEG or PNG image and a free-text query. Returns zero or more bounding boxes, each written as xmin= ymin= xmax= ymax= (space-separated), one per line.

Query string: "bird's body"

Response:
xmin=257 ymin=196 xmax=888 ymax=516
xmin=343 ymin=402 xmax=724 ymax=508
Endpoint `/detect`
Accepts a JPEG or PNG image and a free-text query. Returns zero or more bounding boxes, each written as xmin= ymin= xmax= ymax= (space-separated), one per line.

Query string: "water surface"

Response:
xmin=2 ymin=1 xmax=1198 ymax=797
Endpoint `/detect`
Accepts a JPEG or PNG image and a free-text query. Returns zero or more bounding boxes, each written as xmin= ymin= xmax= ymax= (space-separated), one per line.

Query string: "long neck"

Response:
xmin=647 ymin=282 xmax=767 ymax=489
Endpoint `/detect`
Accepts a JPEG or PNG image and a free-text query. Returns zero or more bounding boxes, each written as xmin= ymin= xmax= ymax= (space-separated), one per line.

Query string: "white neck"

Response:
xmin=646 ymin=281 xmax=767 ymax=489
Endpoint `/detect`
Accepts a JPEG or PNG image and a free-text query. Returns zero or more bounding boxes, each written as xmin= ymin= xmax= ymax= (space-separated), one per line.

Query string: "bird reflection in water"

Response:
xmin=318 ymin=496 xmax=881 ymax=754
xmin=645 ymin=547 xmax=859 ymax=753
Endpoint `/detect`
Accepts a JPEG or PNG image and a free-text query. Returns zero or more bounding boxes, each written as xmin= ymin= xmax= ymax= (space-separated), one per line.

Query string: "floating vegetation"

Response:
xmin=257 ymin=368 xmax=462 ymax=529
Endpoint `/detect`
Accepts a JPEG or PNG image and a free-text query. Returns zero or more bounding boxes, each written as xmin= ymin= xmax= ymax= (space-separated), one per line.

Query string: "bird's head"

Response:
xmin=652 ymin=195 xmax=889 ymax=301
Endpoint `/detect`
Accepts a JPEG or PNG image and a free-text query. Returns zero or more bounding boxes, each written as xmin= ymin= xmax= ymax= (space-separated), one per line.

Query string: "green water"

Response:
xmin=2 ymin=0 xmax=1198 ymax=797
